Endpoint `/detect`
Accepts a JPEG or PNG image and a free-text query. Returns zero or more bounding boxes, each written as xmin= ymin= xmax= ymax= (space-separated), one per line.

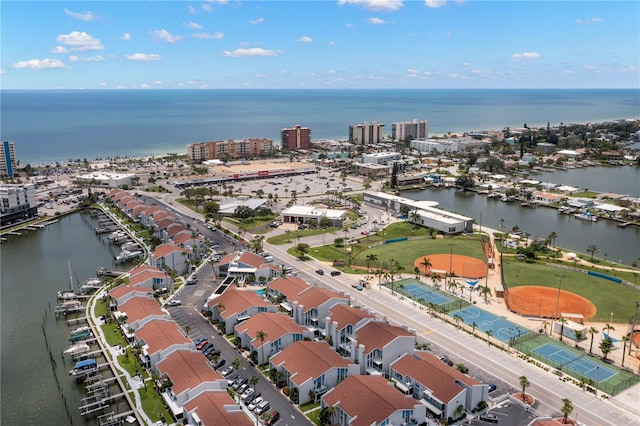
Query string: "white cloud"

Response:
xmin=51 ymin=46 xmax=69 ymax=54
xmin=185 ymin=21 xmax=203 ymax=30
xmin=125 ymin=53 xmax=162 ymax=61
xmin=12 ymin=58 xmax=65 ymax=69
xmin=121 ymin=33 xmax=132 ymax=41
xmin=150 ymin=29 xmax=182 ymax=43
xmin=69 ymin=55 xmax=104 ymax=63
xmin=406 ymin=68 xmax=419 ymax=75
xmin=368 ymin=17 xmax=386 ymax=25
xmin=328 ymin=41 xmax=336 ymax=46
xmin=202 ymin=3 xmax=213 ymax=12
xmin=0 ymin=69 xmax=6 ymax=75
xmin=560 ymin=70 xmax=576 ymax=74
xmin=56 ymin=31 xmax=104 ymax=52
xmin=298 ymin=36 xmax=313 ymax=43
xmin=346 ymin=23 xmax=356 ymax=29
xmin=510 ymin=52 xmax=541 ymax=60
xmin=98 ymin=82 xmax=107 ymax=87
xmin=250 ymin=18 xmax=264 ymax=24
xmin=338 ymin=0 xmax=404 ymax=12
xmin=576 ymin=17 xmax=604 ymax=24
xmin=425 ymin=0 xmax=447 ymax=8
xmin=188 ymin=5 xmax=198 ymax=14
xmin=222 ymin=48 xmax=283 ymax=57
xmin=193 ymin=32 xmax=224 ymax=39
xmin=64 ymin=8 xmax=98 ymax=21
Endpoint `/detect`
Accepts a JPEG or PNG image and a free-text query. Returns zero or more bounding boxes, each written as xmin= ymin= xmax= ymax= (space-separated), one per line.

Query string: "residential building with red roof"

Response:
xmin=291 ymin=287 xmax=350 ymax=335
xmin=215 ymin=251 xmax=275 ymax=283
xmin=270 ymin=341 xmax=359 ymax=404
xmin=117 ymin=296 xmax=169 ymax=332
xmin=135 ymin=318 xmax=193 ymax=370
xmin=266 ymin=276 xmax=311 ymax=307
xmin=184 ymin=391 xmax=251 ymax=426
xmin=323 ymin=304 xmax=375 ymax=351
xmin=109 ymin=284 xmax=154 ymax=306
xmin=129 ymin=267 xmax=172 ymax=290
xmin=321 ymin=375 xmax=426 ymax=426
xmin=107 ymin=189 xmax=125 ymax=199
xmin=349 ymin=321 xmax=416 ymax=375
xmin=389 ymin=351 xmax=488 ymax=421
xmin=151 ymin=243 xmax=190 ymax=276
xmin=235 ymin=312 xmax=313 ymax=365
xmin=171 ymin=230 xmax=205 ymax=255
xmin=156 ymin=350 xmax=227 ymax=420
xmin=206 ymin=286 xmax=277 ymax=334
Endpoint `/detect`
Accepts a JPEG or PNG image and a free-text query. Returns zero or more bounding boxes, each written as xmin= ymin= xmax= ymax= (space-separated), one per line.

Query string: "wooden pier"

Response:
xmin=79 ymin=390 xmax=126 ymax=416
xmin=98 ymin=410 xmax=136 ymax=426
xmin=68 ymin=316 xmax=88 ymax=325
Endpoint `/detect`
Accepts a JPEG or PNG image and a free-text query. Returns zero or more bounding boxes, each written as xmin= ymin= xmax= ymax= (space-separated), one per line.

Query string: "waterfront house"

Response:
xmin=139 ymin=206 xmax=164 ymax=227
xmin=135 ymin=318 xmax=193 ymax=370
xmin=291 ymin=287 xmax=350 ymax=336
xmin=234 ymin=312 xmax=313 ymax=365
xmin=116 ymin=296 xmax=170 ymax=333
xmin=163 ymin=223 xmax=189 ymax=243
xmin=183 ymin=391 xmax=251 ymax=426
xmin=266 ymin=276 xmax=311 ymax=309
xmin=129 ymin=266 xmax=172 ymax=290
xmin=172 ymin=231 xmax=206 ymax=257
xmin=207 ymin=287 xmax=277 ymax=335
xmin=156 ymin=350 xmax=227 ymax=420
xmin=323 ymin=304 xmax=375 ymax=351
xmin=389 ymin=352 xmax=488 ymax=421
xmin=151 ymin=243 xmax=190 ymax=276
xmin=109 ymin=284 xmax=155 ymax=307
xmin=215 ymin=251 xmax=270 ymax=282
xmin=269 ymin=341 xmax=359 ymax=404
xmin=533 ymin=192 xmax=564 ymax=205
xmin=349 ymin=321 xmax=416 ymax=375
xmin=321 ymin=375 xmax=427 ymax=426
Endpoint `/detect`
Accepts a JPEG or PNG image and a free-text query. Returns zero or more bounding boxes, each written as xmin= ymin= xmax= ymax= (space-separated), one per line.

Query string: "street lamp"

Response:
xmin=610 ymin=312 xmax=613 ymax=324
xmin=448 ymin=243 xmax=456 ymax=278
xmin=552 ymin=274 xmax=566 ymax=336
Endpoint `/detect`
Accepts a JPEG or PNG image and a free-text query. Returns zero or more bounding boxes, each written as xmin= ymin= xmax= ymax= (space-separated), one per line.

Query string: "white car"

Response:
xmin=169 ymin=300 xmax=182 ymax=306
xmin=247 ymin=396 xmax=263 ymax=411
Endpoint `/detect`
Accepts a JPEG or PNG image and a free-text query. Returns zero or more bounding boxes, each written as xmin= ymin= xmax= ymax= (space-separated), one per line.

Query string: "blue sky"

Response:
xmin=2 ymin=1 xmax=638 ymax=89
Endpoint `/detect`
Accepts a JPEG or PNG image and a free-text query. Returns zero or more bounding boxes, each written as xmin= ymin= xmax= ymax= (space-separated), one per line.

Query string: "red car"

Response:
xmin=196 ymin=340 xmax=209 ymax=350
xmin=265 ymin=410 xmax=280 ymax=425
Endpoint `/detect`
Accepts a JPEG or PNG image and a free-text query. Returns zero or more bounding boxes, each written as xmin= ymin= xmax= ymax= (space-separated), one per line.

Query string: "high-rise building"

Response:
xmin=348 ymin=121 xmax=385 ymax=145
xmin=0 ymin=183 xmax=37 ymax=226
xmin=187 ymin=138 xmax=274 ymax=162
xmin=281 ymin=125 xmax=311 ymax=150
xmin=391 ymin=119 xmax=429 ymax=141
xmin=1 ymin=140 xmax=17 ymax=178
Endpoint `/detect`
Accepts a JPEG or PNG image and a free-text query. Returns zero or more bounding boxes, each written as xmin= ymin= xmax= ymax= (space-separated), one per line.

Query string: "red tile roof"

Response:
xmin=236 ymin=312 xmax=308 ymax=344
xmin=156 ymin=350 xmax=223 ymax=395
xmin=295 ymin=287 xmax=348 ymax=311
xmin=109 ymin=284 xmax=154 ymax=300
xmin=322 ymin=375 xmax=417 ymax=426
xmin=393 ymin=352 xmax=480 ymax=403
xmin=172 ymin=232 xmax=193 ymax=245
xmin=155 ymin=218 xmax=176 ymax=230
xmin=355 ymin=321 xmax=414 ymax=354
xmin=129 ymin=264 xmax=161 ymax=276
xmin=119 ymin=297 xmax=166 ymax=323
xmin=184 ymin=392 xmax=252 ymax=426
xmin=135 ymin=319 xmax=191 ymax=356
xmin=129 ymin=270 xmax=167 ymax=286
xmin=267 ymin=276 xmax=310 ymax=300
xmin=166 ymin=224 xmax=188 ymax=237
xmin=207 ymin=287 xmax=272 ymax=318
xmin=270 ymin=341 xmax=353 ymax=387
xmin=327 ymin=305 xmax=374 ymax=331
xmin=153 ymin=243 xmax=188 ymax=259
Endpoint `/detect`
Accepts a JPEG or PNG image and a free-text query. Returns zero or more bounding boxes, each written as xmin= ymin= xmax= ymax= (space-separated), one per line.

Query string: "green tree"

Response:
xmin=256 ymin=330 xmax=267 ymax=365
xmin=365 ymin=253 xmax=378 ymax=271
xmin=233 ymin=205 xmax=254 ymax=221
xmin=232 ymin=357 xmax=242 ymax=374
xmin=586 ymin=244 xmax=600 ymax=262
xmin=249 ymin=375 xmax=259 ymax=390
xmin=419 ymin=257 xmax=432 ymax=277
xmin=295 ymin=243 xmax=310 ymax=259
xmin=409 ymin=210 xmax=421 ymax=228
xmin=599 ymin=337 xmax=613 ymax=360
xmin=455 ymin=174 xmax=475 ymax=191
xmin=561 ymin=398 xmax=573 ymax=424
xmin=203 ymin=201 xmax=220 ymax=218
xmin=519 ymin=376 xmax=530 ymax=400
xmin=588 ymin=326 xmax=599 ymax=354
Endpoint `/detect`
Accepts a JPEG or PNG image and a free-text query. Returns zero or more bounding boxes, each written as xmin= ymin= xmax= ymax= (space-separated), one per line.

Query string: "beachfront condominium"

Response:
xmin=281 ymin=125 xmax=311 ymax=150
xmin=391 ymin=119 xmax=429 ymax=141
xmin=349 ymin=121 xmax=385 ymax=145
xmin=1 ymin=140 xmax=17 ymax=178
xmin=0 ymin=183 xmax=38 ymax=226
xmin=187 ymin=138 xmax=274 ymax=162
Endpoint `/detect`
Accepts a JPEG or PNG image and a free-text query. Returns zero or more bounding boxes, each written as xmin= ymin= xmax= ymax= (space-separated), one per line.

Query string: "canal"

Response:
xmin=1 ymin=211 xmax=129 ymax=425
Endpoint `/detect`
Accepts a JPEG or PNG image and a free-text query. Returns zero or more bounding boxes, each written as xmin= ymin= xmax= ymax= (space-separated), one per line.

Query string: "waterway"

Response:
xmin=0 ymin=211 xmax=130 ymax=425
xmin=403 ymin=166 xmax=640 ymax=265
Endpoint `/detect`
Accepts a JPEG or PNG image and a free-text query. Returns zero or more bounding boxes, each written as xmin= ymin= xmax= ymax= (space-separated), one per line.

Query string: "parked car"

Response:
xmin=315 ymin=269 xmax=324 ymax=275
xmin=487 ymin=383 xmax=497 ymax=393
xmin=200 ymin=343 xmax=213 ymax=353
xmin=254 ymin=400 xmax=271 ymax=415
xmin=330 ymin=270 xmax=341 ymax=276
xmin=219 ymin=365 xmax=234 ymax=377
xmin=169 ymin=299 xmax=182 ymax=306
xmin=212 ymin=358 xmax=226 ymax=370
xmin=203 ymin=346 xmax=219 ymax=357
xmin=265 ymin=410 xmax=280 ymax=425
xmin=480 ymin=413 xmax=499 ymax=423
xmin=247 ymin=396 xmax=263 ymax=411
xmin=241 ymin=388 xmax=256 ymax=402
xmin=194 ymin=337 xmax=207 ymax=345
xmin=232 ymin=377 xmax=248 ymax=391
xmin=195 ymin=340 xmax=209 ymax=350
xmin=244 ymin=391 xmax=260 ymax=405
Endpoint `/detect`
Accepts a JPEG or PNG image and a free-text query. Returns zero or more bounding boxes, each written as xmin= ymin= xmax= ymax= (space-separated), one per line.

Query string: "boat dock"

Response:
xmin=79 ymin=390 xmax=126 ymax=416
xmin=68 ymin=316 xmax=88 ymax=325
xmin=98 ymin=410 xmax=137 ymax=426
xmin=97 ymin=267 xmax=125 ymax=277
xmin=95 ymin=226 xmax=120 ymax=234
xmin=55 ymin=301 xmax=85 ymax=317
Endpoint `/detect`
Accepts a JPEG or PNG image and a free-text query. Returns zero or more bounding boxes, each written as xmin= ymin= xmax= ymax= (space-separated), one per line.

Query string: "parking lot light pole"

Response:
xmin=552 ymin=274 xmax=566 ymax=337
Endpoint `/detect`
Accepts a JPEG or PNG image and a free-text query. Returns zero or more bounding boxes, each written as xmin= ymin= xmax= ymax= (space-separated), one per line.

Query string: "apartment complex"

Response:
xmin=348 ymin=121 xmax=385 ymax=145
xmin=281 ymin=125 xmax=311 ymax=150
xmin=187 ymin=138 xmax=274 ymax=162
xmin=391 ymin=119 xmax=429 ymax=141
xmin=0 ymin=183 xmax=38 ymax=226
xmin=1 ymin=140 xmax=17 ymax=178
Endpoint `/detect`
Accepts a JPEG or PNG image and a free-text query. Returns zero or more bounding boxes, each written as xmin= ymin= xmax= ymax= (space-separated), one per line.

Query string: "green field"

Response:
xmin=502 ymin=259 xmax=640 ymax=323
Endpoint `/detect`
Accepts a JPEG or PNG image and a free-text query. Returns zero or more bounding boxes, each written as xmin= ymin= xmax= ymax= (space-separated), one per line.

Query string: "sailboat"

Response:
xmin=57 ymin=261 xmax=78 ymax=300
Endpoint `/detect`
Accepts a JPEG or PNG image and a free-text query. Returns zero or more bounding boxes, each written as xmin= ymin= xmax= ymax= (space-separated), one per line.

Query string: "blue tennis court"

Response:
xmin=402 ymin=282 xmax=451 ymax=306
xmin=533 ymin=343 xmax=616 ymax=382
xmin=450 ymin=306 xmax=529 ymax=343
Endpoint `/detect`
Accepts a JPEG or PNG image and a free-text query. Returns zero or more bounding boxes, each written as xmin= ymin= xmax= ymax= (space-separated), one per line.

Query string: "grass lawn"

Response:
xmin=267 ymin=227 xmax=340 ymax=245
xmin=502 ymin=259 xmax=640 ymax=322
xmin=139 ymin=382 xmax=174 ymax=424
xmin=101 ymin=322 xmax=128 ymax=347
xmin=307 ymin=408 xmax=322 ymax=426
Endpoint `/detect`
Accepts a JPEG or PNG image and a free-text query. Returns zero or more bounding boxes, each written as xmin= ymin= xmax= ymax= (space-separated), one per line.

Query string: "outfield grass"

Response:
xmin=267 ymin=227 xmax=340 ymax=245
xmin=502 ymin=259 xmax=640 ymax=323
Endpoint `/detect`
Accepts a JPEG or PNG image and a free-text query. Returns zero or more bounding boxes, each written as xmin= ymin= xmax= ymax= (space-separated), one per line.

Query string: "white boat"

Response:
xmin=574 ymin=211 xmax=598 ymax=222
xmin=57 ymin=289 xmax=78 ymax=300
xmin=115 ymin=249 xmax=143 ymax=263
xmin=71 ymin=325 xmax=91 ymax=335
xmin=64 ymin=343 xmax=90 ymax=357
xmin=79 ymin=278 xmax=102 ymax=294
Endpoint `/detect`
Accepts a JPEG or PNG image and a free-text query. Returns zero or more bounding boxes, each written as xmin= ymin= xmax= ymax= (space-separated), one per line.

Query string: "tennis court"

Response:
xmin=533 ymin=343 xmax=616 ymax=382
xmin=450 ymin=306 xmax=530 ymax=343
xmin=401 ymin=281 xmax=451 ymax=306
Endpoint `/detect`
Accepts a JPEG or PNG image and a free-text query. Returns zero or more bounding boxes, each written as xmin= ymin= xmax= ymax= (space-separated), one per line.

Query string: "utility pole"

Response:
xmin=552 ymin=274 xmax=566 ymax=337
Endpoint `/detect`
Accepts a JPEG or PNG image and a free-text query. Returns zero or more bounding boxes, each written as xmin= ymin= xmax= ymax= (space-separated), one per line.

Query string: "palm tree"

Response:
xmin=256 ymin=330 xmax=267 ymax=365
xmin=586 ymin=244 xmax=599 ymax=262
xmin=249 ymin=375 xmax=259 ymax=390
xmin=231 ymin=357 xmax=242 ymax=374
xmin=519 ymin=375 xmax=530 ymax=400
xmin=471 ymin=322 xmax=478 ymax=337
xmin=409 ymin=210 xmax=420 ymax=229
xmin=447 ymin=279 xmax=458 ymax=294
xmin=588 ymin=326 xmax=599 ymax=354
xmin=453 ymin=314 xmax=463 ymax=328
xmin=431 ymin=272 xmax=442 ymax=290
xmin=365 ymin=253 xmax=378 ymax=272
xmin=183 ymin=325 xmax=192 ymax=338
xmin=319 ymin=405 xmax=336 ymax=425
xmin=599 ymin=337 xmax=613 ymax=361
xmin=485 ymin=330 xmax=493 ymax=345
xmin=548 ymin=231 xmax=557 ymax=249
xmin=558 ymin=318 xmax=567 ymax=342
xmin=480 ymin=285 xmax=491 ymax=302
xmin=560 ymin=398 xmax=573 ymax=424
xmin=574 ymin=330 xmax=584 ymax=348
xmin=621 ymin=335 xmax=630 ymax=367
xmin=419 ymin=257 xmax=432 ymax=277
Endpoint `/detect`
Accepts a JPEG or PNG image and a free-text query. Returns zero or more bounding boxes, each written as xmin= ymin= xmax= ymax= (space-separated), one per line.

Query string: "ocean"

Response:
xmin=1 ymin=89 xmax=639 ymax=165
